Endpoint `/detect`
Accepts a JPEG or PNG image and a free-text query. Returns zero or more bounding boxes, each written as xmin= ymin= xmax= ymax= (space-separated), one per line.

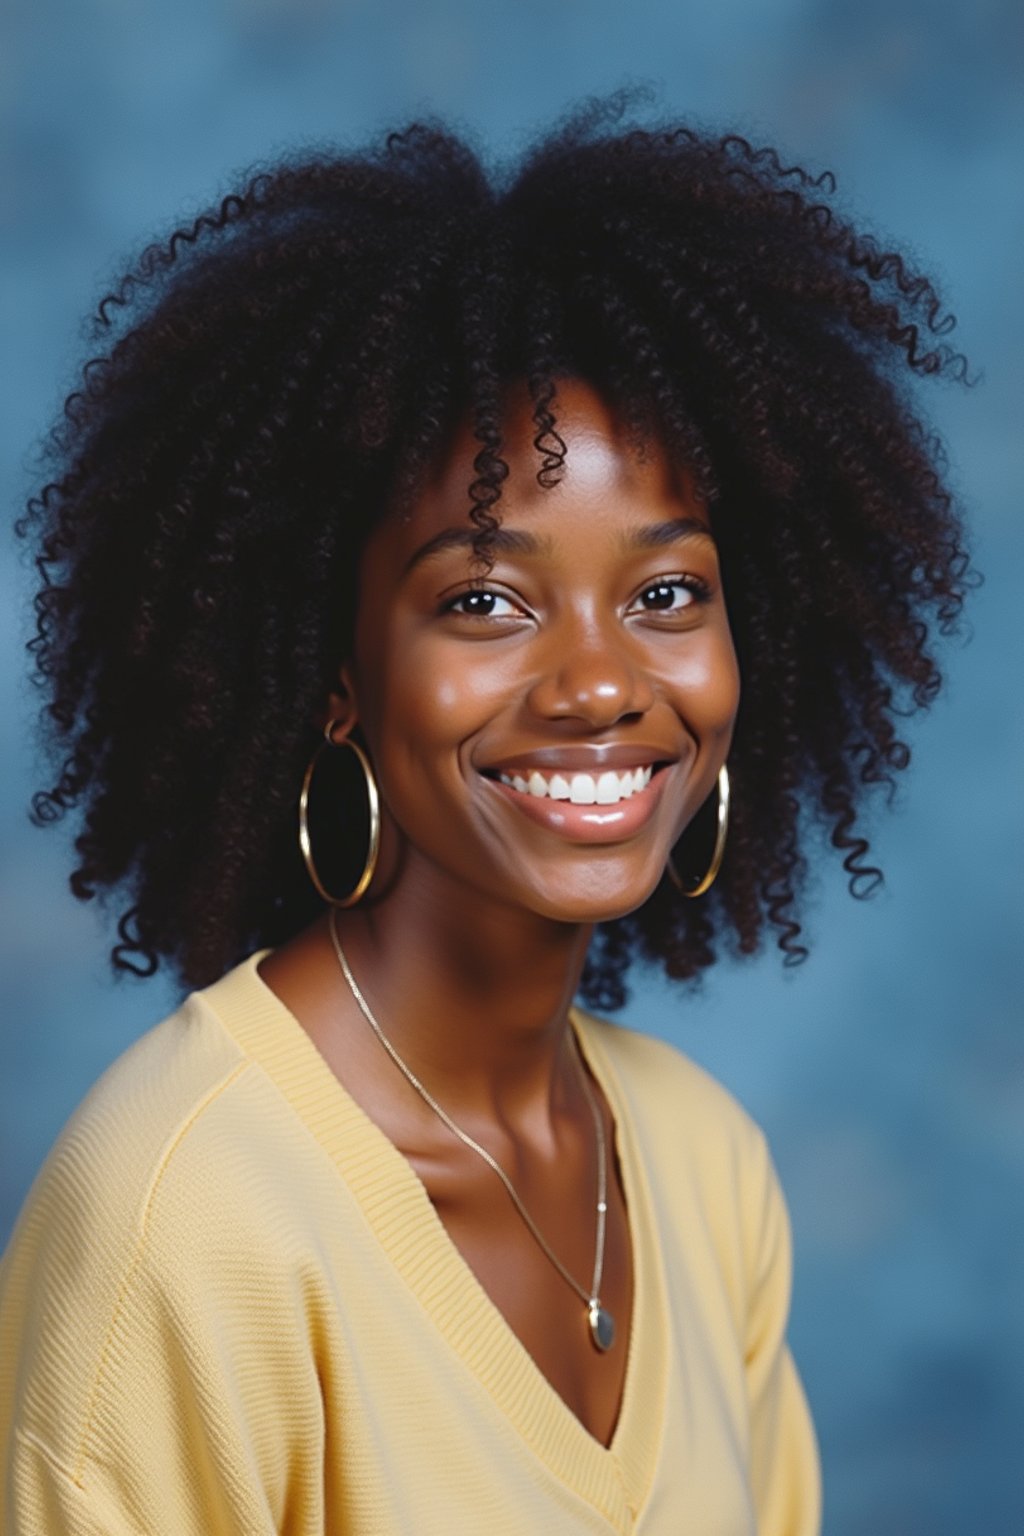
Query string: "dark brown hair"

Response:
xmin=19 ymin=98 xmax=972 ymax=1009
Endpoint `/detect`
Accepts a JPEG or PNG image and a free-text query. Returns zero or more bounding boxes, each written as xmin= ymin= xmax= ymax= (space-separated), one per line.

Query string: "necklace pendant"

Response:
xmin=588 ymin=1298 xmax=616 ymax=1353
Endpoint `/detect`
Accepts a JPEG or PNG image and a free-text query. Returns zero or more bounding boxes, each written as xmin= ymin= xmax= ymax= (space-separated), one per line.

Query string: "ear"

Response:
xmin=322 ymin=660 xmax=360 ymax=742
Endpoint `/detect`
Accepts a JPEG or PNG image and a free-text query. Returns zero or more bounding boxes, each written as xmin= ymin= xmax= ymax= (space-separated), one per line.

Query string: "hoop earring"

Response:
xmin=666 ymin=764 xmax=730 ymax=899
xmin=298 ymin=720 xmax=381 ymax=908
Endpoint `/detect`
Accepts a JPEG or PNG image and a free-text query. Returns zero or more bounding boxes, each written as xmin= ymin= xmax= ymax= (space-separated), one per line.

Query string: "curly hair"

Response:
xmin=18 ymin=97 xmax=972 ymax=1009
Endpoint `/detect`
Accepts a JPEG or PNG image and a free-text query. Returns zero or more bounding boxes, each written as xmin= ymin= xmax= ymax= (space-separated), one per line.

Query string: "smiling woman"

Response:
xmin=0 ymin=99 xmax=969 ymax=1535
xmin=330 ymin=385 xmax=738 ymax=918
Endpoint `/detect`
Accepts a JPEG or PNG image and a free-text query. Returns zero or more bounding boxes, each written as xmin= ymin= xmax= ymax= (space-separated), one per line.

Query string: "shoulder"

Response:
xmin=575 ymin=1011 xmax=792 ymax=1335
xmin=0 ymin=959 xmax=312 ymax=1462
xmin=575 ymin=1006 xmax=768 ymax=1160
xmin=0 ymin=987 xmax=228 ymax=1455
xmin=574 ymin=1009 xmax=780 ymax=1249
xmin=1 ymin=952 xmax=336 ymax=1301
xmin=8 ymin=983 xmax=252 ymax=1250
xmin=3 ymin=986 xmax=248 ymax=1276
xmin=3 ymin=954 xmax=322 ymax=1264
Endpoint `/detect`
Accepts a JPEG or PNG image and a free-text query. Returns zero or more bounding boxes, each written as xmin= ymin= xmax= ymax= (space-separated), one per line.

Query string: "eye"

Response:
xmin=629 ymin=577 xmax=709 ymax=614
xmin=442 ymin=588 xmax=525 ymax=620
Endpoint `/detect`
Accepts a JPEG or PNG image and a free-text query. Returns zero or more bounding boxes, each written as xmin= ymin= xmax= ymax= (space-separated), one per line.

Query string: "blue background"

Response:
xmin=2 ymin=2 xmax=1022 ymax=1530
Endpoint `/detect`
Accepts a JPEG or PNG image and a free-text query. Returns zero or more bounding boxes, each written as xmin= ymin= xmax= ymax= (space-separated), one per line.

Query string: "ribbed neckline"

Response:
xmin=199 ymin=950 xmax=668 ymax=1529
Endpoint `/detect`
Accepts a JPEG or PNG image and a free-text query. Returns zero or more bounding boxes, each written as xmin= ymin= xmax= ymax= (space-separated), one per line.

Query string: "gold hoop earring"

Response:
xmin=298 ymin=720 xmax=381 ymax=907
xmin=666 ymin=764 xmax=730 ymax=899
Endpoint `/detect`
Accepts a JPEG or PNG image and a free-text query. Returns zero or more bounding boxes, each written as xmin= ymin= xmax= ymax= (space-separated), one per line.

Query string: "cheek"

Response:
xmin=668 ymin=625 xmax=741 ymax=734
xmin=434 ymin=678 xmax=463 ymax=712
xmin=359 ymin=631 xmax=507 ymax=774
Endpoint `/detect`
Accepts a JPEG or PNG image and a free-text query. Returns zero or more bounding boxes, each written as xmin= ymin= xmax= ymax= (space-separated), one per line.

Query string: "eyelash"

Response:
xmin=441 ymin=590 xmax=524 ymax=620
xmin=440 ymin=575 xmax=712 ymax=621
xmin=630 ymin=576 xmax=712 ymax=614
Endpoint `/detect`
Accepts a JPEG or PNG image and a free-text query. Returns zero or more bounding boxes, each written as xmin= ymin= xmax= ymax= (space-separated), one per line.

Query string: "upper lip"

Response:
xmin=478 ymin=745 xmax=679 ymax=775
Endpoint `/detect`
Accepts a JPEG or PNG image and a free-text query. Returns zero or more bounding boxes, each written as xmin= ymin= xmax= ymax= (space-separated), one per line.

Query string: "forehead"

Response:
xmin=388 ymin=378 xmax=707 ymax=554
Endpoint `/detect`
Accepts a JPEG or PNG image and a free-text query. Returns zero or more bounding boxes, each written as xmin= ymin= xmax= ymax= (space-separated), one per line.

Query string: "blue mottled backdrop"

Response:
xmin=2 ymin=2 xmax=1022 ymax=1531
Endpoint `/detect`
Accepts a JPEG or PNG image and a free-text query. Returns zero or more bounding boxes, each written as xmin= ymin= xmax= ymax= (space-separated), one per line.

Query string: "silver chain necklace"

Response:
xmin=328 ymin=909 xmax=617 ymax=1353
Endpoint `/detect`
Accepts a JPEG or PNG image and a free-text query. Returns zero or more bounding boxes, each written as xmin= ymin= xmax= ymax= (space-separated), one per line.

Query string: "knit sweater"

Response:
xmin=0 ymin=952 xmax=821 ymax=1535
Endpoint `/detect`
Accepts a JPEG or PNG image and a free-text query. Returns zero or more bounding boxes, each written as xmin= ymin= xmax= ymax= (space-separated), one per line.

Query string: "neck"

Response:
xmin=327 ymin=864 xmax=593 ymax=1123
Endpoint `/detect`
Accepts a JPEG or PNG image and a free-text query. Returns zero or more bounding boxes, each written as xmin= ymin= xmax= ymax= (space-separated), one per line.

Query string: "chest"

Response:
xmin=291 ymin=1146 xmax=755 ymax=1536
xmin=407 ymin=1131 xmax=634 ymax=1447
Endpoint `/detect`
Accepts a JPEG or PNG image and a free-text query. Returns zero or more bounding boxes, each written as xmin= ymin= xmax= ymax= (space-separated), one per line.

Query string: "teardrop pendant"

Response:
xmin=588 ymin=1298 xmax=616 ymax=1352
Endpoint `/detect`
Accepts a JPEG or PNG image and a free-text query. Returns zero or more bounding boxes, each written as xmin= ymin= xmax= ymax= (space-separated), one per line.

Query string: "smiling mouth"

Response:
xmin=485 ymin=764 xmax=663 ymax=806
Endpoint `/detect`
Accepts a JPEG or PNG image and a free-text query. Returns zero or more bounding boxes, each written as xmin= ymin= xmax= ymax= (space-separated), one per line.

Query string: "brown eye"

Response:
xmin=632 ymin=579 xmax=707 ymax=614
xmin=443 ymin=589 xmax=523 ymax=619
xmin=456 ymin=592 xmax=498 ymax=616
xmin=641 ymin=583 xmax=684 ymax=611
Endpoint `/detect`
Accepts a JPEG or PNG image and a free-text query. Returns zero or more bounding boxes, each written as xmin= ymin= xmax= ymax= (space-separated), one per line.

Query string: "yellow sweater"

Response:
xmin=0 ymin=952 xmax=820 ymax=1535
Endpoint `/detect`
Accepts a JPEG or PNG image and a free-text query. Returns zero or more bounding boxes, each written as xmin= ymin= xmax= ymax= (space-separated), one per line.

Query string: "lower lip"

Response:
xmin=482 ymin=768 xmax=672 ymax=844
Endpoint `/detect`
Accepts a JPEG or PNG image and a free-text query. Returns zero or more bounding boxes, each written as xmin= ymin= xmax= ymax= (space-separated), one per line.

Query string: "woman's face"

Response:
xmin=339 ymin=379 xmax=740 ymax=925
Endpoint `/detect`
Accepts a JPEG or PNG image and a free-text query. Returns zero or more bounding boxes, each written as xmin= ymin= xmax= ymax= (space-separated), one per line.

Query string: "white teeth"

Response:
xmin=596 ymin=771 xmax=621 ymax=804
xmin=496 ymin=765 xmax=655 ymax=804
xmin=570 ymin=774 xmax=597 ymax=804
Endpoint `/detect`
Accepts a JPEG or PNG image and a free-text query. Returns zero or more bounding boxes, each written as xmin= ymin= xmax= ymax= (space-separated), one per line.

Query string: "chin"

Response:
xmin=526 ymin=871 xmax=666 ymax=926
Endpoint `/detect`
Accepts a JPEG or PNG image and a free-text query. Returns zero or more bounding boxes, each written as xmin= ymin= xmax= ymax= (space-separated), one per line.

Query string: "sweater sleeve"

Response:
xmin=4 ymin=1237 xmax=326 ymax=1536
xmin=8 ymin=1247 xmax=328 ymax=1536
xmin=0 ymin=1029 xmax=330 ymax=1536
xmin=744 ymin=1131 xmax=822 ymax=1536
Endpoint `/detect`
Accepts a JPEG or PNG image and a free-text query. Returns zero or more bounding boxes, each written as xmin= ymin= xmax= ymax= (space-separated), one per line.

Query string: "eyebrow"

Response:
xmin=625 ymin=517 xmax=716 ymax=551
xmin=403 ymin=516 xmax=714 ymax=576
xmin=403 ymin=524 xmax=551 ymax=575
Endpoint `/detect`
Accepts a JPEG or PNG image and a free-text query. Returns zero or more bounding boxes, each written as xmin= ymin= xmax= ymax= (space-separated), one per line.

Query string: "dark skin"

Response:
xmin=260 ymin=380 xmax=740 ymax=1446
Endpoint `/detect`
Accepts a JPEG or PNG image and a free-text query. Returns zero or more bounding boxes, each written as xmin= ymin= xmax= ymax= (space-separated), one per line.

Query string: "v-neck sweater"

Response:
xmin=1 ymin=952 xmax=820 ymax=1535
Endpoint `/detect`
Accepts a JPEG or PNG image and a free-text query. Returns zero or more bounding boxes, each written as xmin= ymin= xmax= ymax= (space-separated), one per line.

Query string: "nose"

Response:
xmin=526 ymin=621 xmax=656 ymax=727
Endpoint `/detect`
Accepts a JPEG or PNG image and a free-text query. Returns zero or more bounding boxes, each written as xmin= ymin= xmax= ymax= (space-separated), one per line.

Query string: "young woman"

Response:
xmin=0 ymin=105 xmax=969 ymax=1534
